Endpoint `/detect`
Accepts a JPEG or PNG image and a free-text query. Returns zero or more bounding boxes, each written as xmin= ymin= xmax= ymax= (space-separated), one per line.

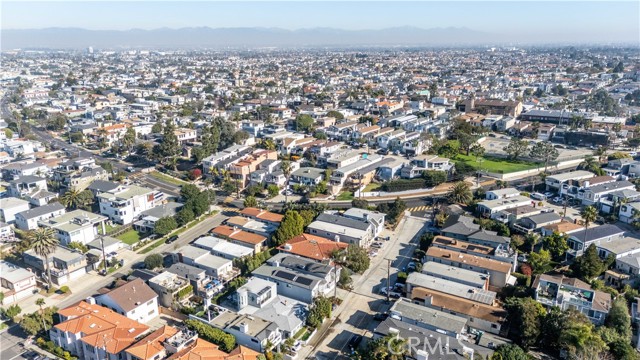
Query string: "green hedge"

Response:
xmin=184 ymin=319 xmax=236 ymax=352
xmin=380 ymin=179 xmax=426 ymax=192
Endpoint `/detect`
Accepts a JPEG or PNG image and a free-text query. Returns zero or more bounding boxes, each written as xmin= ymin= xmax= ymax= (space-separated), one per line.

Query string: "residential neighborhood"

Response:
xmin=1 ymin=6 xmax=640 ymax=360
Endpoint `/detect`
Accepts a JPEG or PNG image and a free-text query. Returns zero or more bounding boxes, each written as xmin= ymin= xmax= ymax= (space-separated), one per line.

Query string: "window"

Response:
xmin=147 ymin=300 xmax=154 ymax=306
xmin=491 ymin=324 xmax=498 ymax=329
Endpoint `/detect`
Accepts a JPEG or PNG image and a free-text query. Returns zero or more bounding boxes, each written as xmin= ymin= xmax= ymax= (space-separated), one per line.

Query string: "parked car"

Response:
xmin=544 ymin=192 xmax=554 ymax=199
xmin=373 ymin=312 xmax=389 ymax=321
xmin=530 ymin=192 xmax=546 ymax=201
xmin=371 ymin=242 xmax=384 ymax=248
xmin=165 ymin=235 xmax=179 ymax=244
xmin=552 ymin=196 xmax=562 ymax=203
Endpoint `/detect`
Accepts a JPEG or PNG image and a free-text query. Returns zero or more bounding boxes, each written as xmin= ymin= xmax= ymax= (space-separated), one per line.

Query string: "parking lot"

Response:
xmin=480 ymin=136 xmax=593 ymax=162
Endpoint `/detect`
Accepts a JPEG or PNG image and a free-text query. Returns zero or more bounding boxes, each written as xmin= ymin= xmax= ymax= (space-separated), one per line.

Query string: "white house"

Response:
xmin=96 ymin=278 xmax=159 ymax=324
xmin=15 ymin=202 xmax=66 ymax=231
xmin=39 ymin=210 xmax=108 ymax=245
xmin=98 ymin=184 xmax=164 ymax=225
xmin=0 ymin=197 xmax=30 ymax=224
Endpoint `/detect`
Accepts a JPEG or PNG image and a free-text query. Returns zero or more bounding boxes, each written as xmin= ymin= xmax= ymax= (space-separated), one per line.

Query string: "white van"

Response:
xmin=530 ymin=192 xmax=546 ymax=201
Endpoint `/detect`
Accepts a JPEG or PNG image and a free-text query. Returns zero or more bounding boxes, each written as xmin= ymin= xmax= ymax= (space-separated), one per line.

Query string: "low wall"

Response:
xmin=484 ymin=158 xmax=583 ymax=180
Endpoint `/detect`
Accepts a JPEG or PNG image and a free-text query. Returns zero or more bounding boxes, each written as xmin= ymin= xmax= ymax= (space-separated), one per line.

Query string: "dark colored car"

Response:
xmin=348 ymin=335 xmax=363 ymax=349
xmin=165 ymin=235 xmax=179 ymax=244
xmin=373 ymin=313 xmax=388 ymax=321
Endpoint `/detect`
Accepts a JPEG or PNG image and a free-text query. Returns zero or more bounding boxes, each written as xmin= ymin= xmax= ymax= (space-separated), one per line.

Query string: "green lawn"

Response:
xmin=363 ymin=183 xmax=381 ymax=192
xmin=336 ymin=191 xmax=354 ymax=201
xmin=455 ymin=154 xmax=539 ymax=174
xmin=149 ymin=171 xmax=189 ymax=186
xmin=116 ymin=229 xmax=142 ymax=245
xmin=99 ymin=223 xmax=119 ymax=235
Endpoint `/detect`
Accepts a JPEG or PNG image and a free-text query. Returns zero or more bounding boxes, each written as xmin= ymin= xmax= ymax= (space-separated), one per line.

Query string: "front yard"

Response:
xmin=116 ymin=229 xmax=142 ymax=245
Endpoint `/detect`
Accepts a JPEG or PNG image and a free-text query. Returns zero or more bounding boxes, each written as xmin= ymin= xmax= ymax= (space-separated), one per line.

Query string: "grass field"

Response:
xmin=149 ymin=171 xmax=189 ymax=186
xmin=363 ymin=183 xmax=381 ymax=192
xmin=455 ymin=154 xmax=539 ymax=174
xmin=336 ymin=191 xmax=354 ymax=201
xmin=117 ymin=229 xmax=141 ymax=245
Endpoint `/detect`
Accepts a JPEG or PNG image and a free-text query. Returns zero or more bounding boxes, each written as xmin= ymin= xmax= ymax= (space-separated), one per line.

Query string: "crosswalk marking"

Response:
xmin=408 ymin=205 xmax=430 ymax=212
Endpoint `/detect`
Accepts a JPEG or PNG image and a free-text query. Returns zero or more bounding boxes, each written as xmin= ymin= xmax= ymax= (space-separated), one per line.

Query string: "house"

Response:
xmin=86 ymin=180 xmax=120 ymax=197
xmin=566 ymin=224 xmax=625 ymax=259
xmin=228 ymin=150 xmax=278 ymax=189
xmin=172 ymin=245 xmax=235 ymax=281
xmin=307 ymin=213 xmax=374 ymax=247
xmin=406 ymin=272 xmax=497 ymax=305
xmin=562 ymin=175 xmax=615 ymax=200
xmin=512 ymin=212 xmax=563 ymax=234
xmin=133 ymin=202 xmax=183 ymax=233
xmin=602 ymin=158 xmax=637 ymax=177
xmin=124 ymin=325 xmax=180 ymax=360
xmin=582 ymin=181 xmax=635 ymax=206
xmin=209 ymin=312 xmax=282 ymax=352
xmin=147 ymin=271 xmax=193 ymax=308
xmin=0 ymin=197 xmax=30 ymax=224
xmin=615 ymin=254 xmax=640 ymax=276
xmin=545 ymin=170 xmax=594 ymax=192
xmin=389 ymin=299 xmax=468 ymax=339
xmin=174 ymin=128 xmax=197 ymax=144
xmin=541 ymin=221 xmax=584 ymax=237
xmin=485 ymin=188 xmax=520 ymax=200
xmin=425 ymin=247 xmax=514 ymax=288
xmin=595 ymin=235 xmax=640 ymax=260
xmin=8 ymin=175 xmax=48 ymax=197
xmin=50 ymin=301 xmax=149 ymax=360
xmin=278 ymin=233 xmax=348 ymax=263
xmin=330 ymin=154 xmax=384 ymax=187
xmin=192 ymin=236 xmax=255 ymax=259
xmin=430 ymin=236 xmax=516 ymax=268
xmin=342 ymin=208 xmax=385 ymax=237
xmin=419 ymin=261 xmax=491 ymax=290
xmin=534 ymin=274 xmax=611 ymax=325
xmin=24 ymin=245 xmax=87 ymax=286
xmin=233 ymin=277 xmax=308 ymax=339
xmin=96 ymin=278 xmax=159 ymax=324
xmin=15 ymin=202 xmax=66 ymax=231
xmin=252 ymin=253 xmax=338 ymax=303
xmin=39 ymin=210 xmax=108 ymax=245
xmin=240 ymin=207 xmax=283 ymax=227
xmin=165 ymin=263 xmax=211 ymax=297
xmin=0 ymin=260 xmax=37 ymax=305
xmin=225 ymin=216 xmax=276 ymax=239
xmin=537 ymin=124 xmax=556 ymax=141
xmin=210 ymin=225 xmax=268 ymax=253
xmin=168 ymin=338 xmax=261 ymax=360
xmin=476 ymin=195 xmax=532 ymax=220
xmin=202 ymin=144 xmax=251 ymax=177
xmin=98 ymin=184 xmax=164 ymax=225
xmin=410 ymin=287 xmax=507 ymax=335
xmin=400 ymin=155 xmax=453 ymax=179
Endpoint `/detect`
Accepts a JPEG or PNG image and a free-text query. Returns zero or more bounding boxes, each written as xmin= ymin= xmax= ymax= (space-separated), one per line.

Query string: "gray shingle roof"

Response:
xmin=315 ymin=213 xmax=371 ymax=231
xmin=570 ymin=224 xmax=625 ymax=243
xmin=17 ymin=202 xmax=65 ymax=220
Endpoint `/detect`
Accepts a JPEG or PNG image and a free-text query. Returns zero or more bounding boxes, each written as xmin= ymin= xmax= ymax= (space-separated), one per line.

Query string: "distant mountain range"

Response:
xmin=2 ymin=26 xmax=501 ymax=50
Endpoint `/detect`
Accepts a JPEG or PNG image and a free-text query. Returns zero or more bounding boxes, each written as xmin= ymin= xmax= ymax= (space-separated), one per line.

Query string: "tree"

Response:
xmin=280 ymin=161 xmax=292 ymax=203
xmin=326 ymin=110 xmax=344 ymax=120
xmin=121 ymin=126 xmax=136 ymax=152
xmin=605 ymin=297 xmax=632 ymax=340
xmin=154 ymin=217 xmax=178 ymax=236
xmin=185 ymin=196 xmax=209 ymax=216
xmin=528 ymin=249 xmax=552 ymax=274
xmin=503 ymin=138 xmax=529 ymax=161
xmin=529 ymin=141 xmax=559 ymax=172
xmin=266 ymin=184 xmax=279 ymax=198
xmin=491 ymin=344 xmax=528 ymax=360
xmin=27 ymin=228 xmax=58 ymax=289
xmin=423 ymin=170 xmax=447 ymax=187
xmin=457 ymin=132 xmax=476 ymax=156
xmin=175 ymin=208 xmax=195 ymax=226
xmin=5 ymin=304 xmax=22 ymax=321
xmin=613 ymin=61 xmax=624 ymax=73
xmin=180 ymin=184 xmax=201 ymax=202
xmin=155 ymin=120 xmax=181 ymax=167
xmin=581 ymin=205 xmax=598 ymax=245
xmin=559 ymin=310 xmax=607 ymax=359
xmin=295 ymin=114 xmax=315 ymax=133
xmin=578 ymin=155 xmax=604 ymax=175
xmin=35 ymin=298 xmax=47 ymax=331
xmin=273 ymin=210 xmax=304 ymax=245
xmin=144 ymin=254 xmax=163 ymax=270
xmin=69 ymin=131 xmax=84 ymax=144
xmin=313 ymin=130 xmax=327 ymax=140
xmin=151 ymin=121 xmax=163 ymax=133
xmin=188 ymin=168 xmax=202 ymax=181
xmin=572 ymin=244 xmax=607 ymax=281
xmin=244 ymin=196 xmax=258 ymax=208
xmin=60 ymin=189 xmax=81 ymax=210
xmin=337 ymin=244 xmax=370 ymax=274
xmin=447 ymin=181 xmax=472 ymax=204
xmin=593 ymin=146 xmax=608 ymax=163
xmin=184 ymin=319 xmax=236 ymax=352
xmin=541 ymin=231 xmax=568 ymax=261
xmin=470 ymin=143 xmax=485 ymax=161
xmin=504 ymin=297 xmax=545 ymax=349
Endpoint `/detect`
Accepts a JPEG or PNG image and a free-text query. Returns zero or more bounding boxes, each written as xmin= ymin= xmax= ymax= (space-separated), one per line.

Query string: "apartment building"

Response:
xmin=98 ymin=184 xmax=164 ymax=225
xmin=228 ymin=150 xmax=278 ymax=189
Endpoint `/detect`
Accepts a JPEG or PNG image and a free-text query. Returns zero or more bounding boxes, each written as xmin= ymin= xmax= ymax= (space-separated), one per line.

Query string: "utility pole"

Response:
xmin=385 ymin=258 xmax=393 ymax=303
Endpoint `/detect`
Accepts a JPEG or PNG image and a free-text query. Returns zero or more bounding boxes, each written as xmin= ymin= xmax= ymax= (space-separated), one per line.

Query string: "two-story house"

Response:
xmin=98 ymin=184 xmax=164 ymax=225
xmin=96 ymin=278 xmax=159 ymax=324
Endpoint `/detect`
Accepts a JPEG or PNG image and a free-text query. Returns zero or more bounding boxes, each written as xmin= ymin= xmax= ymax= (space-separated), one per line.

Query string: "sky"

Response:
xmin=2 ymin=1 xmax=639 ymax=41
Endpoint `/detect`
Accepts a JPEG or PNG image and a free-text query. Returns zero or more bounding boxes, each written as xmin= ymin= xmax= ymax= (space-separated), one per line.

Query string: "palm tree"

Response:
xmin=35 ymin=298 xmax=47 ymax=331
xmin=526 ymin=233 xmax=540 ymax=252
xmin=387 ymin=336 xmax=409 ymax=360
xmin=60 ymin=188 xmax=81 ymax=209
xmin=280 ymin=160 xmax=292 ymax=203
xmin=580 ymin=206 xmax=598 ymax=246
xmin=28 ymin=228 xmax=59 ymax=289
xmin=578 ymin=156 xmax=604 ymax=175
xmin=447 ymin=181 xmax=472 ymax=205
xmin=593 ymin=146 xmax=608 ymax=163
